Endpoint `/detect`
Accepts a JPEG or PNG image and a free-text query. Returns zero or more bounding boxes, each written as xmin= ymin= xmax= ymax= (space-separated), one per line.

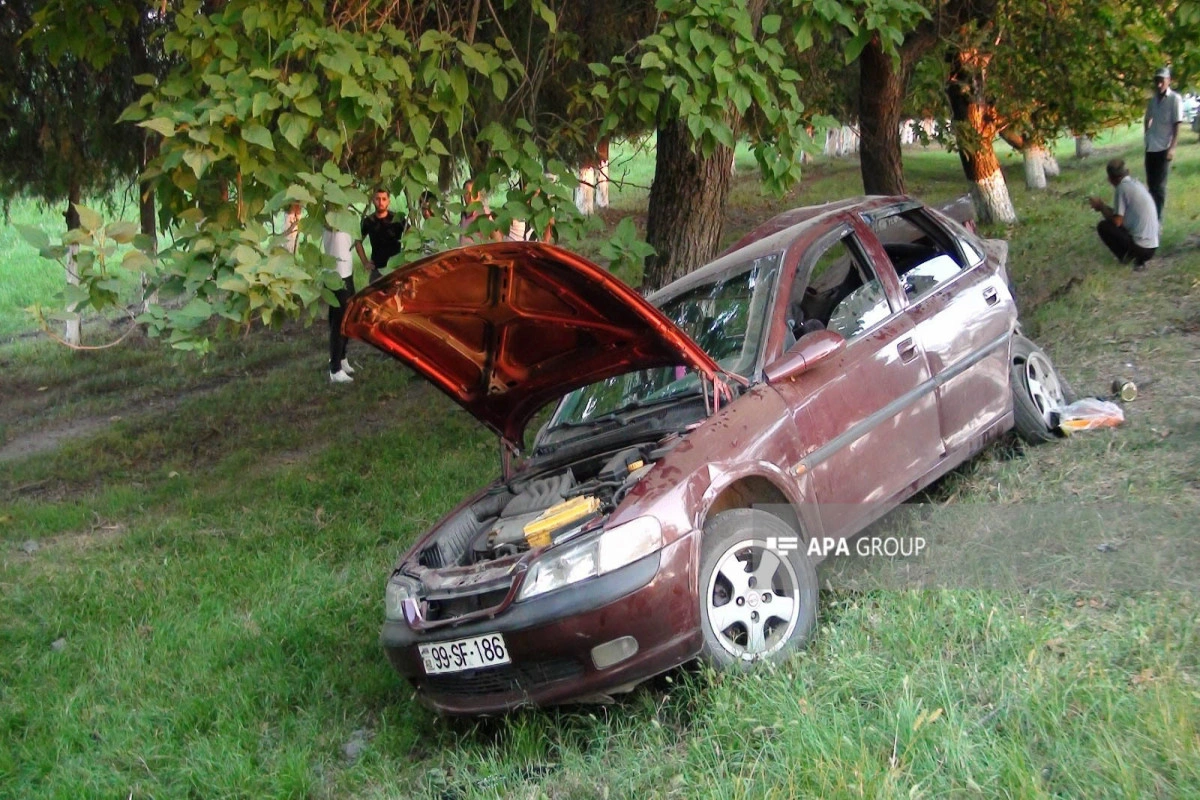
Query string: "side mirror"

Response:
xmin=763 ymin=329 xmax=846 ymax=384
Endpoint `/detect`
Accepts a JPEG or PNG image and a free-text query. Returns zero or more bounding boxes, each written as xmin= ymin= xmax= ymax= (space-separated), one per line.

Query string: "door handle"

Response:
xmin=897 ymin=338 xmax=918 ymax=362
xmin=983 ymin=286 xmax=999 ymax=305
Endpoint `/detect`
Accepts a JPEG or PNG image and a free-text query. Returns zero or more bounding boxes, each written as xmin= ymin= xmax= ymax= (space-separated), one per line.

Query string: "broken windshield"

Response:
xmin=546 ymin=252 xmax=782 ymax=430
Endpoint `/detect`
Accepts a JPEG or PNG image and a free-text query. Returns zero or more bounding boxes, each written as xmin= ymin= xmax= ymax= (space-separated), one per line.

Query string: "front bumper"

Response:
xmin=381 ymin=533 xmax=700 ymax=714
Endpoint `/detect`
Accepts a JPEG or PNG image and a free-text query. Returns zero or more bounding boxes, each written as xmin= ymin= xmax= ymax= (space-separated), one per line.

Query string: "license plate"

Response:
xmin=420 ymin=633 xmax=510 ymax=675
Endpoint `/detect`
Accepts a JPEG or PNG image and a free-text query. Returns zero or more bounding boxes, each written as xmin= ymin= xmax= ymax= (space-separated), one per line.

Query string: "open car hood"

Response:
xmin=342 ymin=242 xmax=721 ymax=448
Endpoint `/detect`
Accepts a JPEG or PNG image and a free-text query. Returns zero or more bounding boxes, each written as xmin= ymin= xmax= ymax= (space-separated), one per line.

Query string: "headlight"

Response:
xmin=517 ymin=516 xmax=662 ymax=601
xmin=384 ymin=579 xmax=414 ymax=620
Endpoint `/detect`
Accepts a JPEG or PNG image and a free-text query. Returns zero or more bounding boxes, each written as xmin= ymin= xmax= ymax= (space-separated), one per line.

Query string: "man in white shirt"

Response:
xmin=1144 ymin=66 xmax=1184 ymax=221
xmin=324 ymin=227 xmax=357 ymax=383
xmin=1089 ymin=159 xmax=1159 ymax=271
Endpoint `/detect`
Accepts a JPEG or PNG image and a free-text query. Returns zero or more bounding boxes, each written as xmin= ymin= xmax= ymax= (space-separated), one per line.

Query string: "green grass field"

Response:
xmin=2 ymin=129 xmax=1198 ymax=799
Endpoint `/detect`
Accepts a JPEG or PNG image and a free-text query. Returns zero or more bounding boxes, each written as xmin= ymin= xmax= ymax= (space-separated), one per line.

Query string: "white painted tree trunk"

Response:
xmin=596 ymin=159 xmax=609 ymax=208
xmin=1075 ymin=135 xmax=1094 ymax=158
xmin=972 ymin=170 xmax=1018 ymax=225
xmin=824 ymin=126 xmax=860 ymax=157
xmin=64 ymin=244 xmax=81 ymax=346
xmin=575 ymin=165 xmax=595 ymax=215
xmin=1023 ymin=146 xmax=1048 ymax=190
xmin=1043 ymin=150 xmax=1061 ymax=177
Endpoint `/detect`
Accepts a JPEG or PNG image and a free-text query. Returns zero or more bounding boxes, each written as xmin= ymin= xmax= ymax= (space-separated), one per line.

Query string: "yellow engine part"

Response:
xmin=524 ymin=495 xmax=601 ymax=548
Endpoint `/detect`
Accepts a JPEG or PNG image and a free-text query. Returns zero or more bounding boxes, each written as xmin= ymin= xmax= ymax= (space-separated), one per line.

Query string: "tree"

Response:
xmin=601 ymin=0 xmax=918 ymax=289
xmin=1 ymin=0 xmax=166 ymax=344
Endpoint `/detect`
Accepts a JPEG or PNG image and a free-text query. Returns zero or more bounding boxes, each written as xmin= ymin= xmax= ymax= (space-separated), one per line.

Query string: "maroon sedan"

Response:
xmin=343 ymin=195 xmax=1071 ymax=715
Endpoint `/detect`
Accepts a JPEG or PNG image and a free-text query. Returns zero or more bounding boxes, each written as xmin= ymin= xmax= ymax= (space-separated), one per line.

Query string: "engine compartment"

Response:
xmin=414 ymin=441 xmax=671 ymax=571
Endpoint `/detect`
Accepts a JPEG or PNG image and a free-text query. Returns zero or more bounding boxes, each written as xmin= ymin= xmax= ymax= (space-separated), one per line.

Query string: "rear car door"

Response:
xmin=864 ymin=204 xmax=1015 ymax=453
xmin=772 ymin=223 xmax=942 ymax=540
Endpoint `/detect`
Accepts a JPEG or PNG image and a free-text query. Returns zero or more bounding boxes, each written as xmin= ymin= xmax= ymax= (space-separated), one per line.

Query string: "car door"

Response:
xmin=769 ymin=223 xmax=942 ymax=541
xmin=864 ymin=204 xmax=1015 ymax=453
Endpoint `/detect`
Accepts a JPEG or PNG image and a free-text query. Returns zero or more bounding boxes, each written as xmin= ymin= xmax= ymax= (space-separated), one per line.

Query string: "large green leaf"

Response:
xmin=139 ymin=117 xmax=177 ymax=138
xmin=17 ymin=226 xmax=51 ymax=251
xmin=75 ymin=205 xmax=103 ymax=234
xmin=242 ymin=124 xmax=276 ymax=151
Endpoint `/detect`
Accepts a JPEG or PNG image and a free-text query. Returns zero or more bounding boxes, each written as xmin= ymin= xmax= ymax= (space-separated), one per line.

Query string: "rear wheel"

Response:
xmin=698 ymin=509 xmax=818 ymax=669
xmin=1011 ymin=335 xmax=1075 ymax=444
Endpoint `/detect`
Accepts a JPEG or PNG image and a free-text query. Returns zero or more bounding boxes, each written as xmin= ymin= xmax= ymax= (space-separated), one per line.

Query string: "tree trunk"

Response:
xmin=859 ymin=37 xmax=908 ymax=194
xmin=1022 ymin=146 xmax=1047 ymax=190
xmin=643 ymin=121 xmax=732 ymax=290
xmin=62 ymin=187 xmax=82 ymax=346
xmin=947 ymin=49 xmax=1016 ymax=225
xmin=138 ymin=133 xmax=159 ymax=314
xmin=575 ymin=165 xmax=595 ymax=215
xmin=596 ymin=138 xmax=609 ymax=209
xmin=643 ymin=0 xmax=762 ymax=289
xmin=1043 ymin=148 xmax=1060 ymax=177
xmin=1075 ymin=135 xmax=1094 ymax=158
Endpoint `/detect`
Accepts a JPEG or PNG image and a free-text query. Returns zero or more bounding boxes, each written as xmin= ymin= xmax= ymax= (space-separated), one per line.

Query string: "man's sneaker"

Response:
xmin=1133 ymin=259 xmax=1149 ymax=272
xmin=340 ymin=359 xmax=355 ymax=375
xmin=329 ymin=369 xmax=354 ymax=383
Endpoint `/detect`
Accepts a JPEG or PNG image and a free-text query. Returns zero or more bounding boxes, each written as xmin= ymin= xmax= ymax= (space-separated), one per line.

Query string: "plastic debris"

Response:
xmin=1052 ymin=398 xmax=1125 ymax=434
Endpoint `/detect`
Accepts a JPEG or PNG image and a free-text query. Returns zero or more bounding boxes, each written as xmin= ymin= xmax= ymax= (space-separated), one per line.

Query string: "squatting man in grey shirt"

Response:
xmin=1088 ymin=158 xmax=1159 ymax=271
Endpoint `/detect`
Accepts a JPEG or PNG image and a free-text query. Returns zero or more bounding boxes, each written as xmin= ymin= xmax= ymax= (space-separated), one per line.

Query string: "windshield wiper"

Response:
xmin=551 ymin=387 xmax=704 ymax=431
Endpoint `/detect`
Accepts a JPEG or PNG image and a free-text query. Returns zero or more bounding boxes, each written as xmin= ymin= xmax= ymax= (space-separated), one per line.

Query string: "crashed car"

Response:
xmin=343 ymin=195 xmax=1071 ymax=715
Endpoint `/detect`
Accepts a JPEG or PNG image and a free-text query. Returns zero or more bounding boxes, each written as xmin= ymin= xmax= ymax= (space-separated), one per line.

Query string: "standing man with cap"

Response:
xmin=1144 ymin=66 xmax=1184 ymax=221
xmin=356 ymin=187 xmax=407 ymax=284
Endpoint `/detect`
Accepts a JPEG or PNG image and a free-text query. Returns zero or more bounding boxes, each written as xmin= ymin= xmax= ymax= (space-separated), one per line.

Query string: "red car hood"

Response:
xmin=342 ymin=242 xmax=720 ymax=448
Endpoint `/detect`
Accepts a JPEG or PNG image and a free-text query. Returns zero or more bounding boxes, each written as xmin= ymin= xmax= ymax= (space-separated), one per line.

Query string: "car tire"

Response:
xmin=1011 ymin=335 xmax=1076 ymax=444
xmin=698 ymin=508 xmax=818 ymax=669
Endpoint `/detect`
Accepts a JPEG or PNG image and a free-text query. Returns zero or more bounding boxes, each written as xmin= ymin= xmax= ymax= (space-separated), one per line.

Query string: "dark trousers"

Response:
xmin=1145 ymin=149 xmax=1169 ymax=219
xmin=329 ymin=275 xmax=355 ymax=372
xmin=1097 ymin=219 xmax=1155 ymax=266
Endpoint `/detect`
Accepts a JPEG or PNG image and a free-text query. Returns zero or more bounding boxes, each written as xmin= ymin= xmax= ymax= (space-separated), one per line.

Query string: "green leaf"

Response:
xmin=316 ymin=127 xmax=342 ymax=153
xmin=325 ymin=209 xmax=360 ymax=235
xmin=294 ymin=95 xmax=323 ymax=116
xmin=133 ymin=73 xmax=157 ymax=87
xmin=640 ymin=52 xmax=666 ymax=71
xmin=139 ymin=117 xmax=177 ymax=138
xmin=279 ymin=113 xmax=311 ymax=150
xmin=17 ymin=225 xmax=51 ymax=251
xmin=252 ymin=92 xmax=272 ymax=117
xmin=232 ymin=244 xmax=259 ymax=265
xmin=341 ymin=76 xmax=366 ymax=98
xmin=761 ymin=14 xmax=782 ymax=35
xmin=286 ymin=185 xmax=318 ymax=204
xmin=534 ymin=0 xmax=558 ymax=33
xmin=492 ymin=71 xmax=509 ymax=101
xmin=75 ymin=205 xmax=103 ymax=234
xmin=122 ymin=250 xmax=153 ymax=272
xmin=182 ymin=149 xmax=212 ymax=179
xmin=844 ymin=30 xmax=872 ymax=64
xmin=457 ymin=42 xmax=491 ymax=74
xmin=410 ymin=114 xmax=432 ymax=149
xmin=242 ymin=124 xmax=276 ymax=151
xmin=106 ymin=221 xmax=140 ymax=244
xmin=176 ymin=298 xmax=213 ymax=322
xmin=448 ymin=67 xmax=468 ymax=103
xmin=793 ymin=22 xmax=814 ymax=52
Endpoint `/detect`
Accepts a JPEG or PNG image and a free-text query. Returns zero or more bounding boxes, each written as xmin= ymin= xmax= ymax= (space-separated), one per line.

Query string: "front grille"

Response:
xmin=424 ymin=588 xmax=510 ymax=622
xmin=420 ymin=658 xmax=585 ymax=698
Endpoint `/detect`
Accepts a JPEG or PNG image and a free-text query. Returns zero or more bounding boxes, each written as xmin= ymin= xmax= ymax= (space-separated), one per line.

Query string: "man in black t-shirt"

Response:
xmin=356 ymin=188 xmax=407 ymax=283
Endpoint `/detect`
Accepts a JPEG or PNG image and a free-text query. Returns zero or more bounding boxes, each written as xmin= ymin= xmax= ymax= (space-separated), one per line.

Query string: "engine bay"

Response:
xmin=413 ymin=441 xmax=670 ymax=571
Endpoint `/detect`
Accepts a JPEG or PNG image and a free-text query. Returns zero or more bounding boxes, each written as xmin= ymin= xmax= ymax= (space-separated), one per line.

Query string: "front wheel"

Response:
xmin=698 ymin=509 xmax=818 ymax=669
xmin=1011 ymin=335 xmax=1076 ymax=444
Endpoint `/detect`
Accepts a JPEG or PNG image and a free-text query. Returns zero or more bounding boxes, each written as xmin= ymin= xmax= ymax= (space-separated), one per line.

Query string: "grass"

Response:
xmin=2 ymin=129 xmax=1199 ymax=799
